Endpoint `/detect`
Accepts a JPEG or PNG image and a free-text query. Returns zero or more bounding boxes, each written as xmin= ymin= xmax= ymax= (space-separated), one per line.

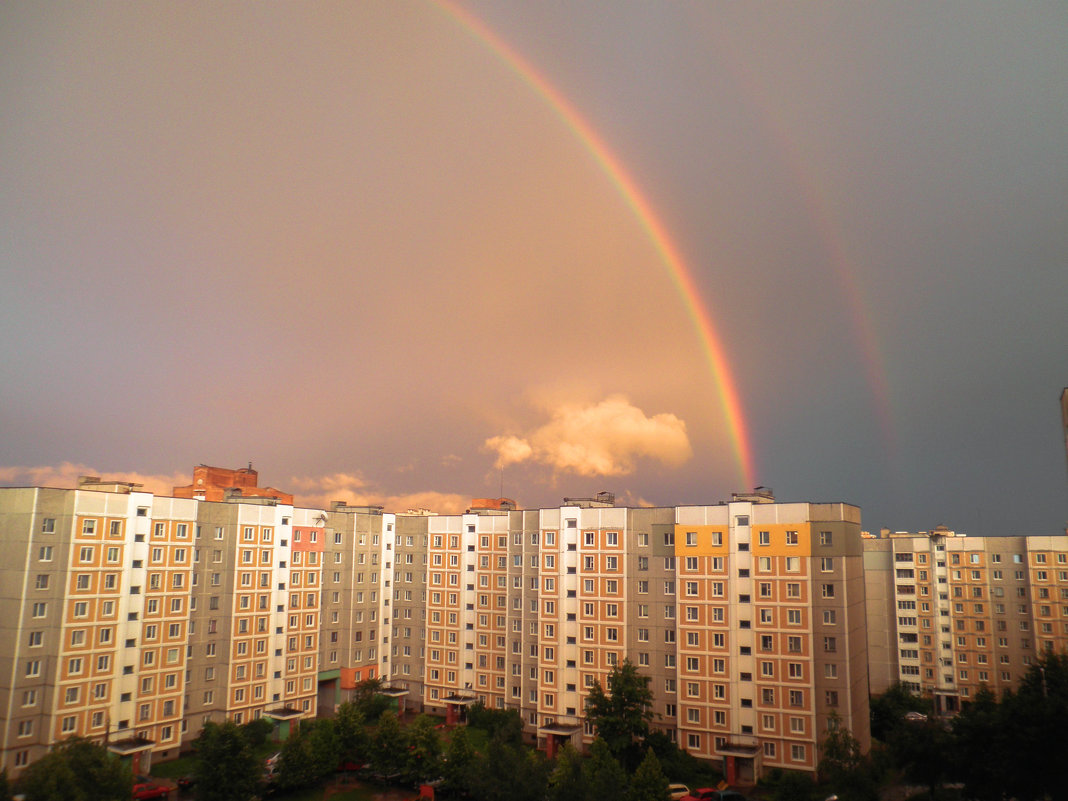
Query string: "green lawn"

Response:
xmin=150 ymin=753 xmax=198 ymax=779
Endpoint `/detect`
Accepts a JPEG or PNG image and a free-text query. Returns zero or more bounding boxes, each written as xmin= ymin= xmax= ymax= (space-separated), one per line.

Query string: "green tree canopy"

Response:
xmin=818 ymin=713 xmax=877 ymax=801
xmin=470 ymin=736 xmax=549 ymax=801
xmin=887 ymin=717 xmax=954 ymax=801
xmin=628 ymin=747 xmax=669 ymax=801
xmin=869 ymin=682 xmax=932 ymax=742
xmin=370 ymin=710 xmax=406 ymax=778
xmin=440 ymin=726 xmax=477 ymax=798
xmin=352 ymin=677 xmax=391 ymax=721
xmin=335 ymin=702 xmax=369 ymax=764
xmin=583 ymin=738 xmax=628 ymax=801
xmin=547 ymin=743 xmax=587 ymax=801
xmin=193 ymin=720 xmax=262 ymax=801
xmin=16 ymin=738 xmax=131 ymax=801
xmin=950 ymin=686 xmax=1005 ymax=801
xmin=585 ymin=659 xmax=653 ymax=770
xmin=404 ymin=715 xmax=443 ymax=786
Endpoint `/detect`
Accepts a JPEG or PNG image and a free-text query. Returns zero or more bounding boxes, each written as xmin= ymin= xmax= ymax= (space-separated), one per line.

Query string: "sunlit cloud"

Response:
xmin=484 ymin=395 xmax=692 ymax=477
xmin=0 ymin=464 xmax=468 ymax=515
xmin=0 ymin=463 xmax=189 ymax=496
xmin=288 ymin=472 xmax=469 ymax=514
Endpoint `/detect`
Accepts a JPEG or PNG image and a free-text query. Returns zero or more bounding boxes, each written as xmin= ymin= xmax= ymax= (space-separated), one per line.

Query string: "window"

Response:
xmin=786 ymin=531 xmax=798 ymax=545
xmin=759 ymin=530 xmax=770 ymax=545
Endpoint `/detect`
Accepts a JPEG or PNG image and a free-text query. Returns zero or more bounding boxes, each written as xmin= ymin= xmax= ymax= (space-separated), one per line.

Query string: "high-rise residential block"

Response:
xmin=863 ymin=527 xmax=1068 ymax=712
xmin=3 ymin=472 xmax=875 ymax=784
xmin=1 ymin=473 xmax=325 ymax=774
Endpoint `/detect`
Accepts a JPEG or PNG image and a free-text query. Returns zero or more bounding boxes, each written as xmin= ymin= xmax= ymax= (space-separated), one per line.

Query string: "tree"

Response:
xmin=768 ymin=770 xmax=817 ymax=801
xmin=583 ymin=738 xmax=628 ymax=801
xmin=17 ymin=737 xmax=132 ymax=801
xmin=951 ymin=686 xmax=1006 ymax=801
xmin=628 ymin=747 xmax=670 ymax=801
xmin=240 ymin=717 xmax=275 ymax=749
xmin=308 ymin=719 xmax=340 ymax=779
xmin=335 ymin=702 xmax=369 ymax=765
xmin=470 ymin=736 xmax=549 ymax=801
xmin=440 ymin=726 xmax=477 ymax=797
xmin=547 ymin=743 xmax=586 ymax=801
xmin=468 ymin=703 xmax=524 ymax=746
xmin=370 ymin=711 xmax=406 ymax=778
xmin=274 ymin=719 xmax=340 ymax=791
xmin=352 ymin=677 xmax=391 ymax=721
xmin=0 ymin=770 xmax=12 ymax=801
xmin=998 ymin=652 xmax=1068 ymax=801
xmin=274 ymin=723 xmax=318 ymax=791
xmin=887 ymin=717 xmax=954 ymax=801
xmin=818 ymin=714 xmax=876 ymax=801
xmin=193 ymin=721 xmax=262 ymax=801
xmin=645 ymin=730 xmax=722 ymax=788
xmin=869 ymin=683 xmax=931 ymax=742
xmin=585 ymin=659 xmax=653 ymax=770
xmin=404 ymin=715 xmax=442 ymax=786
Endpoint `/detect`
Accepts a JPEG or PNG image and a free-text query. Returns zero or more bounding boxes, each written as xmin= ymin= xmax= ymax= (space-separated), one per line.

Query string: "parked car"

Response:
xmin=133 ymin=780 xmax=169 ymax=801
xmin=681 ymin=790 xmax=746 ymax=801
xmin=668 ymin=784 xmax=691 ymax=800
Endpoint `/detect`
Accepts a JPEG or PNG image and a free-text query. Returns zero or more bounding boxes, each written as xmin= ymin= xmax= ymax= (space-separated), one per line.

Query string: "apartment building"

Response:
xmin=316 ymin=503 xmax=394 ymax=712
xmin=0 ymin=474 xmax=325 ymax=775
xmin=863 ymin=527 xmax=1068 ymax=712
xmin=671 ymin=498 xmax=867 ymax=782
xmin=0 ymin=482 xmax=196 ymax=774
xmin=183 ymin=499 xmax=324 ymax=744
xmin=2 ymin=471 xmax=871 ymax=783
xmin=415 ymin=493 xmax=869 ymax=783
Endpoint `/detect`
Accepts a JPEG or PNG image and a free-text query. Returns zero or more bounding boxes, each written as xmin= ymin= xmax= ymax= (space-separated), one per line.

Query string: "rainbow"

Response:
xmin=692 ymin=14 xmax=898 ymax=463
xmin=432 ymin=0 xmax=757 ymax=490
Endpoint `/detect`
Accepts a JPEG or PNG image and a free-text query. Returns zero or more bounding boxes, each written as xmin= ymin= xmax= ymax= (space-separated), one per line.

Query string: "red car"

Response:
xmin=133 ymin=781 xmax=169 ymax=801
xmin=681 ymin=791 xmax=746 ymax=801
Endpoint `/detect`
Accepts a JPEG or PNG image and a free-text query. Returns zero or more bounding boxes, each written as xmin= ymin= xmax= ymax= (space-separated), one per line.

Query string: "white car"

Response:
xmin=668 ymin=784 xmax=691 ymax=801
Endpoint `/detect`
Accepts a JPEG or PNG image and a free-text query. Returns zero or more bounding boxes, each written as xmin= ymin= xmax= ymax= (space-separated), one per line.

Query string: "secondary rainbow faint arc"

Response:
xmin=433 ymin=1 xmax=757 ymax=490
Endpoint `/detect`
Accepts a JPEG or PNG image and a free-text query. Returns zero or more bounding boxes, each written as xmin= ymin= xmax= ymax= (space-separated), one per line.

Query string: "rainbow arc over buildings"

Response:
xmin=435 ymin=1 xmax=756 ymax=490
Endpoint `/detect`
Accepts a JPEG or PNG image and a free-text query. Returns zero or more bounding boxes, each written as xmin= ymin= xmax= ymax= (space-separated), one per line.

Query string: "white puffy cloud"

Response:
xmin=484 ymin=395 xmax=692 ymax=477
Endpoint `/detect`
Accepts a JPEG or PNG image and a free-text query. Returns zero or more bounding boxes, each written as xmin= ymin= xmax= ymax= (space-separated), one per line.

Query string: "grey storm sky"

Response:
xmin=1 ymin=1 xmax=1065 ymax=534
